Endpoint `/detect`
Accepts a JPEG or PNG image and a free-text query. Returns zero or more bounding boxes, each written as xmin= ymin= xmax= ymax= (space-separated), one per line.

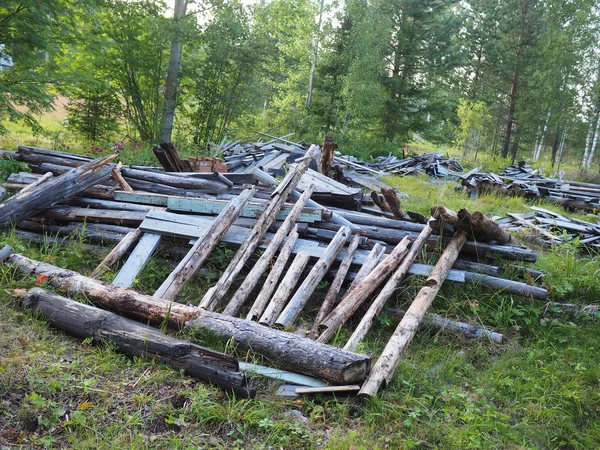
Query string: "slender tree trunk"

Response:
xmin=534 ymin=109 xmax=551 ymax=161
xmin=510 ymin=125 xmax=520 ymax=165
xmin=305 ymin=0 xmax=325 ymax=108
xmin=159 ymin=0 xmax=187 ymax=143
xmin=551 ymin=126 xmax=561 ymax=167
xmin=585 ymin=112 xmax=600 ymax=169
xmin=502 ymin=70 xmax=519 ymax=159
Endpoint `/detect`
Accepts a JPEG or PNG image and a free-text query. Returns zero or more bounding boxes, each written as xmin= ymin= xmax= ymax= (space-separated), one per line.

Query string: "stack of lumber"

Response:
xmin=0 ymin=143 xmax=551 ymax=399
xmin=375 ymin=152 xmax=463 ymax=178
xmin=500 ymin=206 xmax=600 ymax=251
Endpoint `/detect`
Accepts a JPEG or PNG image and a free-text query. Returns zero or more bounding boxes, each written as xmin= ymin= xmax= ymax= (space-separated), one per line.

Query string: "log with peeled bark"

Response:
xmin=344 ymin=220 xmax=435 ymax=351
xmin=22 ymin=288 xmax=254 ymax=397
xmin=0 ymin=154 xmax=116 ymax=230
xmin=3 ymin=249 xmax=371 ymax=384
xmin=381 ymin=188 xmax=409 ymax=219
xmin=223 ymin=184 xmax=317 ymax=316
xmin=358 ymin=231 xmax=468 ymax=398
xmin=259 ymin=251 xmax=311 ymax=326
xmin=308 ymin=234 xmax=361 ymax=338
xmin=317 ymin=236 xmax=412 ymax=344
xmin=346 ymin=243 xmax=385 ymax=293
xmin=19 ymin=171 xmax=53 ymax=195
xmin=246 ymin=226 xmax=299 ymax=321
xmin=275 ymin=226 xmax=351 ymax=327
xmin=200 ymin=147 xmax=315 ymax=311
xmin=154 ymin=188 xmax=257 ymax=300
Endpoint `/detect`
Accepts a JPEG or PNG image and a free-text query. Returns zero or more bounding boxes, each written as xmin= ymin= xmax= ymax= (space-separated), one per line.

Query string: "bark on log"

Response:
xmin=320 ymin=136 xmax=337 ymax=176
xmin=2 ymin=250 xmax=370 ymax=384
xmin=381 ymin=188 xmax=408 ymax=219
xmin=259 ymin=252 xmax=311 ymax=326
xmin=0 ymin=155 xmax=116 ymax=230
xmin=91 ymin=228 xmax=144 ymax=278
xmin=186 ymin=311 xmax=371 ymax=384
xmin=0 ymin=186 xmax=6 ymax=202
xmin=466 ymin=210 xmax=517 ymax=244
xmin=154 ymin=188 xmax=257 ymax=300
xmin=308 ymin=234 xmax=361 ymax=338
xmin=358 ymin=231 xmax=468 ymax=398
xmin=344 ymin=220 xmax=435 ymax=351
xmin=23 ymin=288 xmax=254 ymax=397
xmin=200 ymin=147 xmax=315 ymax=311
xmin=246 ymin=226 xmax=299 ymax=321
xmin=275 ymin=226 xmax=351 ymax=327
xmin=317 ymin=236 xmax=412 ymax=343
xmin=223 ymin=184 xmax=317 ymax=316
xmin=111 ymin=162 xmax=133 ymax=192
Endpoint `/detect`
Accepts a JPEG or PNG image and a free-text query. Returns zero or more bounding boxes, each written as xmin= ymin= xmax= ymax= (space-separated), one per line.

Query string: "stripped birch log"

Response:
xmin=344 ymin=220 xmax=435 ymax=351
xmin=200 ymin=147 xmax=315 ymax=311
xmin=23 ymin=288 xmax=254 ymax=397
xmin=154 ymin=188 xmax=257 ymax=300
xmin=91 ymin=228 xmax=144 ymax=278
xmin=19 ymin=171 xmax=53 ymax=195
xmin=317 ymin=237 xmax=412 ymax=343
xmin=346 ymin=243 xmax=386 ymax=293
xmin=0 ymin=154 xmax=115 ymax=229
xmin=223 ymin=184 xmax=316 ymax=316
xmin=259 ymin=252 xmax=311 ymax=326
xmin=246 ymin=226 xmax=299 ymax=321
xmin=3 ymin=250 xmax=371 ymax=384
xmin=308 ymin=234 xmax=361 ymax=338
xmin=358 ymin=231 xmax=468 ymax=398
xmin=275 ymin=226 xmax=351 ymax=328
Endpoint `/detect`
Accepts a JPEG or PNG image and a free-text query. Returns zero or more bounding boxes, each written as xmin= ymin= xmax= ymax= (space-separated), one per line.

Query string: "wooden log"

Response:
xmin=91 ymin=228 xmax=144 ymax=278
xmin=41 ymin=206 xmax=147 ymax=227
xmin=346 ymin=243 xmax=385 ymax=293
xmin=186 ymin=311 xmax=371 ymax=384
xmin=344 ymin=220 xmax=435 ymax=351
xmin=120 ymin=167 xmax=224 ymax=190
xmin=259 ymin=251 xmax=311 ymax=326
xmin=0 ymin=245 xmax=13 ymax=262
xmin=68 ymin=196 xmax=153 ymax=212
xmin=543 ymin=302 xmax=600 ymax=318
xmin=275 ymin=226 xmax=352 ymax=327
xmin=320 ymin=135 xmax=337 ymax=176
xmin=0 ymin=155 xmax=116 ymax=230
xmin=19 ymin=171 xmax=53 ymax=195
xmin=383 ymin=307 xmax=505 ymax=343
xmin=154 ymin=188 xmax=257 ymax=300
xmin=22 ymin=288 xmax=254 ymax=397
xmin=223 ymin=184 xmax=317 ymax=316
xmin=308 ymin=234 xmax=361 ymax=338
xmin=200 ymin=148 xmax=315 ymax=311
xmin=317 ymin=236 xmax=412 ymax=344
xmin=2 ymin=249 xmax=371 ymax=384
xmin=459 ymin=209 xmax=517 ymax=244
xmin=111 ymin=162 xmax=133 ymax=192
xmin=381 ymin=188 xmax=409 ymax=219
xmin=246 ymin=226 xmax=299 ymax=321
xmin=371 ymin=191 xmax=390 ymax=212
xmin=358 ymin=231 xmax=468 ymax=398
xmin=0 ymin=186 xmax=6 ymax=202
xmin=160 ymin=142 xmax=193 ymax=172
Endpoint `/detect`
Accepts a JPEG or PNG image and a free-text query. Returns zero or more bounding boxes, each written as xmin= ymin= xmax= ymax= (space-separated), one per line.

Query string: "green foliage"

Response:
xmin=455 ymin=98 xmax=492 ymax=157
xmin=65 ymin=90 xmax=121 ymax=141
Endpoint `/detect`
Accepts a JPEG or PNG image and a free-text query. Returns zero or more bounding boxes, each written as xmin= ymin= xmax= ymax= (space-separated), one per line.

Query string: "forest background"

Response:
xmin=2 ymin=0 xmax=600 ymax=174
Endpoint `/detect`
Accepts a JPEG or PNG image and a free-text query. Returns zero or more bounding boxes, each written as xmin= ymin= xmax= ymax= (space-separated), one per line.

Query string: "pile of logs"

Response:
xmin=373 ymin=152 xmax=463 ymax=178
xmin=499 ymin=206 xmax=600 ymax=251
xmin=460 ymin=162 xmax=600 ymax=212
xmin=0 ymin=142 xmax=550 ymax=399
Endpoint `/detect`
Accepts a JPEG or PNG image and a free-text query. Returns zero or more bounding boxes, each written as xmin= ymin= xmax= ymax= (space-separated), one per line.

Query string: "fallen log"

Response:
xmin=344 ymin=220 xmax=435 ymax=351
xmin=154 ymin=188 xmax=257 ymax=300
xmin=223 ymin=183 xmax=316 ymax=316
xmin=259 ymin=251 xmax=311 ymax=326
xmin=381 ymin=188 xmax=409 ymax=219
xmin=0 ymin=155 xmax=116 ymax=230
xmin=275 ymin=226 xmax=351 ymax=327
xmin=308 ymin=234 xmax=361 ymax=338
xmin=543 ymin=302 xmax=600 ymax=318
xmin=317 ymin=236 xmax=412 ymax=343
xmin=3 ymin=249 xmax=370 ymax=384
xmin=358 ymin=231 xmax=468 ymax=398
xmin=0 ymin=186 xmax=6 ymax=202
xmin=346 ymin=243 xmax=385 ymax=292
xmin=200 ymin=148 xmax=315 ymax=311
xmin=246 ymin=226 xmax=299 ymax=321
xmin=383 ymin=307 xmax=505 ymax=343
xmin=91 ymin=228 xmax=144 ymax=278
xmin=23 ymin=288 xmax=254 ymax=397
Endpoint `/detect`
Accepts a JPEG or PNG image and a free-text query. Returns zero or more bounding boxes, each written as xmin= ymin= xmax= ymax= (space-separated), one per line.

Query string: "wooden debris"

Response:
xmin=91 ymin=227 xmax=144 ymax=278
xmin=358 ymin=231 xmax=468 ymax=398
xmin=23 ymin=288 xmax=254 ymax=397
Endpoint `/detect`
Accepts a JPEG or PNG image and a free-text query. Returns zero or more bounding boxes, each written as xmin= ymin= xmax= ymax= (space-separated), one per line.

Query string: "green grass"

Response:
xmin=2 ymin=127 xmax=600 ymax=448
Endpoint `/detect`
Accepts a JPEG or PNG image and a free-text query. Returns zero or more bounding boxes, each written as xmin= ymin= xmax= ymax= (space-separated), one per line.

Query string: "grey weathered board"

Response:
xmin=112 ymin=232 xmax=163 ymax=288
xmin=139 ymin=210 xmax=466 ymax=282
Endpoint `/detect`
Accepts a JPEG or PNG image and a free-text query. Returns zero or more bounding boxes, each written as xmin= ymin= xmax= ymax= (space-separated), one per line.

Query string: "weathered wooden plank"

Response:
xmin=112 ymin=233 xmax=163 ymax=288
